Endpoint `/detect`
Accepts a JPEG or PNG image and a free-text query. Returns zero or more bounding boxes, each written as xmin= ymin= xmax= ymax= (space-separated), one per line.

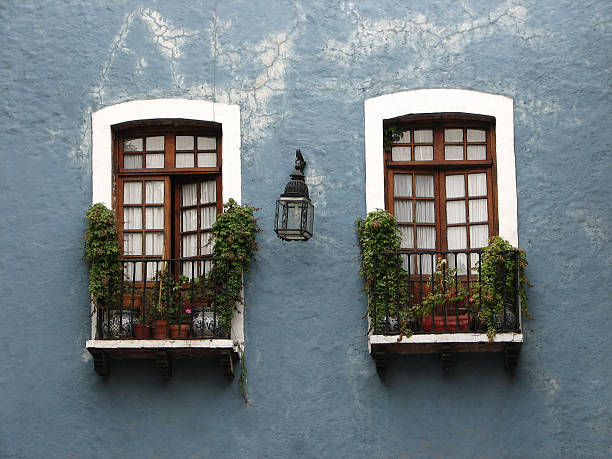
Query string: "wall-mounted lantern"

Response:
xmin=274 ymin=150 xmax=314 ymax=241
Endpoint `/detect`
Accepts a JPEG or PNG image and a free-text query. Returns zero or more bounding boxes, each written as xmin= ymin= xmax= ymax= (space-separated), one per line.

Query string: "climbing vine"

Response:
xmin=383 ymin=124 xmax=403 ymax=152
xmin=84 ymin=203 xmax=122 ymax=307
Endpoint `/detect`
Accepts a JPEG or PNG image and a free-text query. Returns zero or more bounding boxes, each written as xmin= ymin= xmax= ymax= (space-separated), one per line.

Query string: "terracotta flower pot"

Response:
xmin=422 ymin=313 xmax=469 ymax=332
xmin=169 ymin=324 xmax=191 ymax=338
xmin=133 ymin=323 xmax=151 ymax=339
xmin=152 ymin=320 xmax=168 ymax=339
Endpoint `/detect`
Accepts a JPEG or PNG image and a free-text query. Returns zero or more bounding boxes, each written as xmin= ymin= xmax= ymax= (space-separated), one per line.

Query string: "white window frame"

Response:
xmin=88 ymin=99 xmax=244 ymax=351
xmin=364 ymin=88 xmax=518 ymax=246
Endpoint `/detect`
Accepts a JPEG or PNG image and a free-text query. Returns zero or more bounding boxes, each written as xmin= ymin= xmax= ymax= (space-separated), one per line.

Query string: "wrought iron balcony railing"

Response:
xmin=369 ymin=249 xmax=522 ymax=335
xmin=94 ymin=257 xmax=235 ymax=340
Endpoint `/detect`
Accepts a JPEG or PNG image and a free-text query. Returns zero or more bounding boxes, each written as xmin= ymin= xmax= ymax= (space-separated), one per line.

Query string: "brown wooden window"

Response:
xmin=114 ymin=121 xmax=222 ymax=281
xmin=384 ymin=116 xmax=497 ymax=274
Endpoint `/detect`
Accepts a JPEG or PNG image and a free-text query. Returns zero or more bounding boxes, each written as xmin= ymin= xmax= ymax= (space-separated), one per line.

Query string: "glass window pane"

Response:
xmin=448 ymin=253 xmax=468 ymax=275
xmin=124 ymin=261 xmax=143 ymax=282
xmin=469 ymin=199 xmax=488 ymax=222
xmin=399 ymin=225 xmax=413 ymax=248
xmin=182 ymin=234 xmax=197 ymax=257
xmin=416 ymin=226 xmax=435 ymax=249
xmin=468 ymin=173 xmax=487 ymax=196
xmin=394 ymin=200 xmax=413 ymax=223
xmin=416 ymin=201 xmax=435 ymax=223
xmin=393 ymin=174 xmax=412 ymax=197
xmin=197 ymin=152 xmax=217 ymax=167
xmin=414 ymin=146 xmax=433 ymax=160
xmin=446 ymin=201 xmax=466 ymax=224
xmin=444 ymin=129 xmax=463 ymax=142
xmin=124 ymin=233 xmax=142 ymax=255
xmin=395 ymin=130 xmax=410 ymax=143
xmin=447 ymin=226 xmax=467 ymax=250
xmin=124 ymin=138 xmax=143 ymax=152
xmin=201 ymin=180 xmax=216 ymax=203
xmin=182 ymin=183 xmax=197 ymax=206
xmin=415 ymin=175 xmax=434 ymax=197
xmin=145 ymin=261 xmax=161 ymax=281
xmin=146 ymin=136 xmax=164 ymax=151
xmin=145 ymin=232 xmax=164 ymax=256
xmin=413 ymin=129 xmax=433 ymax=143
xmin=391 ymin=146 xmax=411 ymax=161
xmin=197 ymin=137 xmax=217 ymax=150
xmin=182 ymin=209 xmax=197 ymax=232
xmin=124 ymin=154 xmax=142 ymax=169
xmin=470 ymin=225 xmax=489 ymax=248
xmin=146 ymin=153 xmax=164 ymax=168
xmin=145 ymin=181 xmax=164 ymax=204
xmin=467 ymin=145 xmax=486 ymax=160
xmin=145 ymin=207 xmax=164 ymax=229
xmin=123 ymin=207 xmax=142 ymax=230
xmin=176 ymin=153 xmax=194 ymax=168
xmin=201 ymin=206 xmax=217 ymax=229
xmin=444 ymin=145 xmax=464 ymax=160
xmin=123 ymin=182 xmax=142 ymax=204
xmin=200 ymin=232 xmax=214 ymax=255
xmin=445 ymin=175 xmax=465 ymax=198
xmin=176 ymin=135 xmax=194 ymax=150
xmin=467 ymin=129 xmax=486 ymax=142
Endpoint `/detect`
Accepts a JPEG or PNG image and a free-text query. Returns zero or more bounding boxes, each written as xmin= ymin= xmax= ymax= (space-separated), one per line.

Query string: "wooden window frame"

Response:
xmin=384 ymin=118 xmax=498 ymax=252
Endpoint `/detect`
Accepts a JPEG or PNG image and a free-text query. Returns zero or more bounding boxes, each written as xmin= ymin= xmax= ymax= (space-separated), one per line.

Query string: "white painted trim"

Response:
xmin=86 ymin=339 xmax=237 ymax=351
xmin=364 ymin=89 xmax=518 ymax=245
xmin=369 ymin=332 xmax=523 ymax=345
xmin=89 ymin=99 xmax=244 ymax=348
xmin=91 ymin=98 xmax=241 ymax=208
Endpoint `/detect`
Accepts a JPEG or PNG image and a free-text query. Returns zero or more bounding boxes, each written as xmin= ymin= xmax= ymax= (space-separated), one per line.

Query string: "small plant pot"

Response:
xmin=133 ymin=323 xmax=151 ymax=339
xmin=152 ymin=320 xmax=168 ymax=339
xmin=103 ymin=309 xmax=135 ymax=339
xmin=169 ymin=324 xmax=191 ymax=338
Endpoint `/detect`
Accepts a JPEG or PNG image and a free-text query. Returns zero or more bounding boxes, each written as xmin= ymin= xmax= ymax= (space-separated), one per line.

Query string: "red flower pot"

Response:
xmin=169 ymin=324 xmax=191 ymax=339
xmin=133 ymin=324 xmax=151 ymax=339
xmin=152 ymin=320 xmax=168 ymax=339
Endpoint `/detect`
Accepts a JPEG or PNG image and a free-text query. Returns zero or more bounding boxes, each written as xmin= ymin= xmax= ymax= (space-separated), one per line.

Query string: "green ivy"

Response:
xmin=383 ymin=125 xmax=403 ymax=152
xmin=209 ymin=199 xmax=260 ymax=333
xmin=472 ymin=236 xmax=531 ymax=339
xmin=356 ymin=210 xmax=409 ymax=334
xmin=84 ymin=203 xmax=122 ymax=307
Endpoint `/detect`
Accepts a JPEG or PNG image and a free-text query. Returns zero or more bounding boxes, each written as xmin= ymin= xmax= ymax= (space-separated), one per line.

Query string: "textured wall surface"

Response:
xmin=1 ymin=1 xmax=611 ymax=457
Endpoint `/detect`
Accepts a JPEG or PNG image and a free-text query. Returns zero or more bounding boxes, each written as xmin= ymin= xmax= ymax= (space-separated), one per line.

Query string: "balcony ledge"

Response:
xmin=369 ymin=332 xmax=523 ymax=355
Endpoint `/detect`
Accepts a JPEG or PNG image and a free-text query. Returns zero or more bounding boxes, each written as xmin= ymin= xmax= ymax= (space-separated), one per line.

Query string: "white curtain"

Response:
xmin=124 ymin=208 xmax=141 ymax=229
xmin=146 ymin=136 xmax=164 ymax=151
xmin=468 ymin=173 xmax=487 ymax=196
xmin=200 ymin=232 xmax=214 ymax=255
xmin=145 ymin=181 xmax=164 ymax=204
xmin=145 ymin=153 xmax=164 ymax=168
xmin=446 ymin=175 xmax=465 ymax=198
xmin=467 ymin=129 xmax=485 ymax=142
xmin=176 ymin=135 xmax=194 ymax=150
xmin=123 ymin=182 xmax=142 ymax=204
xmin=182 ymin=183 xmax=197 ymax=206
xmin=469 ymin=199 xmax=488 ymax=222
xmin=413 ymin=129 xmax=433 ymax=143
xmin=182 ymin=234 xmax=197 ymax=257
xmin=415 ymin=175 xmax=434 ymax=197
xmin=176 ymin=153 xmax=194 ymax=168
xmin=201 ymin=206 xmax=216 ymax=229
xmin=446 ymin=201 xmax=465 ymax=224
xmin=444 ymin=129 xmax=463 ymax=142
xmin=124 ymin=261 xmax=143 ymax=282
xmin=470 ymin=225 xmax=489 ymax=248
xmin=124 ymin=154 xmax=142 ymax=169
xmin=124 ymin=138 xmax=143 ymax=152
xmin=201 ymin=180 xmax=216 ymax=203
xmin=182 ymin=209 xmax=197 ymax=232
xmin=416 ymin=201 xmax=435 ymax=223
xmin=145 ymin=233 xmax=163 ymax=256
xmin=414 ymin=146 xmax=433 ymax=160
xmin=391 ymin=146 xmax=411 ymax=161
xmin=124 ymin=233 xmax=141 ymax=256
xmin=394 ymin=200 xmax=413 ymax=223
xmin=145 ymin=207 xmax=164 ymax=229
xmin=447 ymin=226 xmax=467 ymax=274
xmin=394 ymin=174 xmax=412 ymax=197
xmin=445 ymin=145 xmax=463 ymax=160
xmin=399 ymin=225 xmax=413 ymax=249
xmin=197 ymin=152 xmax=217 ymax=167
xmin=467 ymin=145 xmax=486 ymax=160
xmin=197 ymin=136 xmax=216 ymax=150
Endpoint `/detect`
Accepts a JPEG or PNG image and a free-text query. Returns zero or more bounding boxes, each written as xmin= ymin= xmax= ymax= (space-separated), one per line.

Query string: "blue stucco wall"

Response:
xmin=1 ymin=1 xmax=610 ymax=457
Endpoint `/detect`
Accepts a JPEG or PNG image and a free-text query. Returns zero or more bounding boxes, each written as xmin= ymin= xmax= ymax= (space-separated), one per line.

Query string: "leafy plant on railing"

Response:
xmin=84 ymin=203 xmax=122 ymax=309
xmin=415 ymin=258 xmax=472 ymax=317
xmin=145 ymin=270 xmax=190 ymax=324
xmin=471 ymin=236 xmax=531 ymax=339
xmin=383 ymin=125 xmax=403 ymax=152
xmin=356 ymin=210 xmax=410 ymax=335
xmin=209 ymin=199 xmax=260 ymax=333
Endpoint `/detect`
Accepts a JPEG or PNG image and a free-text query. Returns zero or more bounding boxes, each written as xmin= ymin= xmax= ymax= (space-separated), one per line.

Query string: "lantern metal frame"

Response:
xmin=274 ymin=150 xmax=314 ymax=241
